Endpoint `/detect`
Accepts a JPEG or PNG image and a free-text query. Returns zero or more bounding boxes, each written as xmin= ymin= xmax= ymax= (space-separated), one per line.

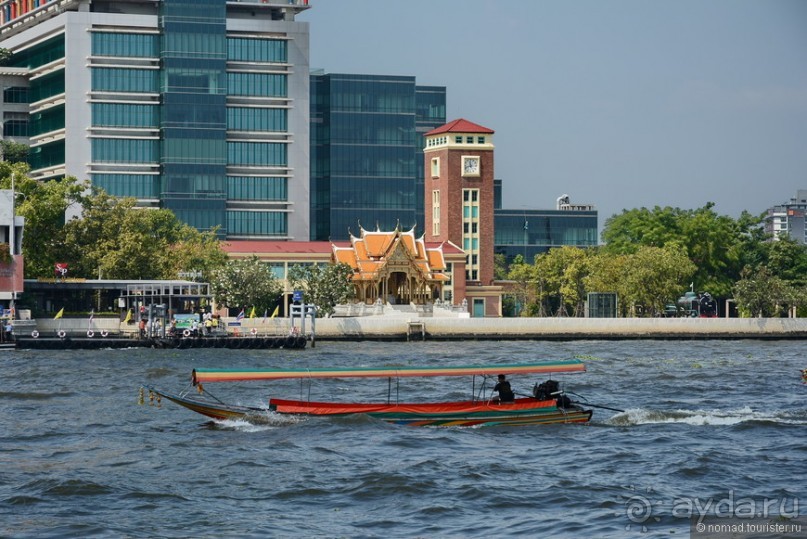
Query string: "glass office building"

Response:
xmin=310 ymin=73 xmax=445 ymax=240
xmin=494 ymin=208 xmax=598 ymax=264
xmin=0 ymin=0 xmax=311 ymax=240
xmin=493 ymin=182 xmax=598 ymax=264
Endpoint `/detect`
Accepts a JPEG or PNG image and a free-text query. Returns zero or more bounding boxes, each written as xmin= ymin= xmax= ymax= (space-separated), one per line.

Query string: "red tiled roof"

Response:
xmin=425 ymin=118 xmax=494 ymax=136
xmin=222 ymin=240 xmax=346 ymax=255
xmin=222 ymin=239 xmax=463 ymax=257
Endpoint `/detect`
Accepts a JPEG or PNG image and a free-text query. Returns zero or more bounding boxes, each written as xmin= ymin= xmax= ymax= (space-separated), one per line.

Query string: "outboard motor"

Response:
xmin=533 ymin=379 xmax=559 ymax=400
xmin=533 ymin=379 xmax=572 ymax=408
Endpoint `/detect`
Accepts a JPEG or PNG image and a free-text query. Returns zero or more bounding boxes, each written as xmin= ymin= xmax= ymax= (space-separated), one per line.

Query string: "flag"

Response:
xmin=88 ymin=309 xmax=94 ymax=327
xmin=123 ymin=309 xmax=132 ymax=324
xmin=236 ymin=309 xmax=244 ymax=321
xmin=262 ymin=309 xmax=268 ymax=324
xmin=271 ymin=305 xmax=279 ymax=318
xmin=54 ymin=307 xmax=64 ymax=320
xmin=249 ymin=306 xmax=256 ymax=319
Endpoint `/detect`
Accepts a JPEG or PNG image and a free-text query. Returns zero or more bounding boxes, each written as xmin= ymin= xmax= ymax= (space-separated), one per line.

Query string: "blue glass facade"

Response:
xmin=494 ymin=209 xmax=598 ymax=264
xmin=310 ymin=73 xmax=446 ymax=240
xmin=7 ymin=0 xmax=308 ymax=240
xmin=159 ymin=0 xmax=228 ymax=234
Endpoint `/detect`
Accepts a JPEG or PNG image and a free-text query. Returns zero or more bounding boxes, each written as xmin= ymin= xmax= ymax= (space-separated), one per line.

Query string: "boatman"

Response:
xmin=492 ymin=374 xmax=515 ymax=403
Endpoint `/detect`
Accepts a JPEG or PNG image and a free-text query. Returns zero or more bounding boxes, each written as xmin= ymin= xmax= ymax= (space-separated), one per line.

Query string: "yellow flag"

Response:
xmin=54 ymin=307 xmax=64 ymax=320
xmin=271 ymin=305 xmax=279 ymax=318
xmin=123 ymin=309 xmax=132 ymax=324
xmin=249 ymin=306 xmax=256 ymax=319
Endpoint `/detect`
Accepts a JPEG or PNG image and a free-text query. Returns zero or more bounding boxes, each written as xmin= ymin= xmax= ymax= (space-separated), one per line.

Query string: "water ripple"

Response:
xmin=1 ymin=341 xmax=804 ymax=538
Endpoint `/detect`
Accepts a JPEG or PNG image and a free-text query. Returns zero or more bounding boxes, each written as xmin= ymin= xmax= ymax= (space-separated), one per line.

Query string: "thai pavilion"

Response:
xmin=332 ymin=225 xmax=451 ymax=305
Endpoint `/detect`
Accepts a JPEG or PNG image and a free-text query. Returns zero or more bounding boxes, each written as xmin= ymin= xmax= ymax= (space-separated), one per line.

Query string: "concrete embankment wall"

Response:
xmin=19 ymin=317 xmax=807 ymax=340
xmin=313 ymin=317 xmax=807 ymax=340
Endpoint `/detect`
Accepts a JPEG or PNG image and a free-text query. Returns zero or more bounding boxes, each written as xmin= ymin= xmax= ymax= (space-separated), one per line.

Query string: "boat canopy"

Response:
xmin=191 ymin=360 xmax=585 ymax=385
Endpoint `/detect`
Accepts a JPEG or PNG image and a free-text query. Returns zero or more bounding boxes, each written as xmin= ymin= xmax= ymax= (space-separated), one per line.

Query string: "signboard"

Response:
xmin=173 ymin=313 xmax=199 ymax=329
xmin=293 ymin=290 xmax=303 ymax=303
xmin=55 ymin=263 xmax=68 ymax=278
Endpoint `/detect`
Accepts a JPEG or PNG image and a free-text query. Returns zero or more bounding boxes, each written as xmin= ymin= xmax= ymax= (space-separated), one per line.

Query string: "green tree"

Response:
xmin=733 ymin=266 xmax=792 ymax=317
xmin=0 ymin=140 xmax=29 ymax=164
xmin=623 ymin=245 xmax=696 ymax=316
xmin=493 ymin=253 xmax=508 ymax=280
xmin=765 ymin=236 xmax=807 ymax=286
xmin=209 ymin=256 xmax=282 ymax=314
xmin=287 ymin=262 xmax=354 ymax=317
xmin=61 ymin=188 xmax=224 ymax=280
xmin=0 ymin=173 xmax=225 ymax=280
xmin=534 ymin=246 xmax=590 ymax=317
xmin=0 ymin=48 xmax=11 ymax=66
xmin=602 ymin=203 xmax=744 ymax=298
xmin=506 ymin=254 xmax=546 ymax=317
xmin=585 ymin=251 xmax=632 ymax=316
xmin=0 ymin=171 xmax=87 ymax=278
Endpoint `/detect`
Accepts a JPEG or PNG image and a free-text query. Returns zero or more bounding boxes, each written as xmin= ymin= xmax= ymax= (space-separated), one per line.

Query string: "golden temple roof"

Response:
xmin=331 ymin=225 xmax=450 ymax=283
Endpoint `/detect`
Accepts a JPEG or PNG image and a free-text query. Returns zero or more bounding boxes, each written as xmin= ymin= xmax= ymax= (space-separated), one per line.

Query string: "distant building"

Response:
xmin=1 ymin=0 xmax=312 ymax=240
xmin=423 ymin=118 xmax=501 ymax=317
xmin=0 ymin=67 xmax=29 ymax=146
xmin=494 ymin=192 xmax=598 ymax=265
xmin=0 ymin=189 xmax=24 ymax=309
xmin=765 ymin=190 xmax=807 ymax=244
xmin=310 ymin=72 xmax=446 ymax=240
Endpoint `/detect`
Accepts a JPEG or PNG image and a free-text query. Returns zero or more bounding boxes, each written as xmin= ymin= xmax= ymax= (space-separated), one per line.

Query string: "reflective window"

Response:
xmin=92 ymin=68 xmax=159 ymax=93
xmin=3 ymin=87 xmax=28 ymax=103
xmin=91 ymin=174 xmax=160 ymax=199
xmin=227 ymin=107 xmax=287 ymax=131
xmin=91 ymin=138 xmax=159 ymax=163
xmin=28 ymin=140 xmax=64 ymax=170
xmin=164 ymin=136 xmax=227 ymax=165
xmin=227 ymin=210 xmax=287 ymax=236
xmin=228 ymin=176 xmax=287 ymax=201
xmin=164 ymin=33 xmax=225 ymax=59
xmin=268 ymin=262 xmax=285 ymax=279
xmin=29 ymin=105 xmax=64 ymax=136
xmin=227 ymin=142 xmax=287 ymax=166
xmin=3 ymin=120 xmax=27 ymax=137
xmin=227 ymin=38 xmax=287 ymax=63
xmin=92 ymin=33 xmax=159 ymax=57
xmin=29 ymin=71 xmax=64 ymax=102
xmin=227 ymin=73 xmax=287 ymax=97
xmin=92 ymin=104 xmax=159 ymax=128
xmin=8 ymin=35 xmax=64 ymax=69
xmin=164 ymin=67 xmax=225 ymax=94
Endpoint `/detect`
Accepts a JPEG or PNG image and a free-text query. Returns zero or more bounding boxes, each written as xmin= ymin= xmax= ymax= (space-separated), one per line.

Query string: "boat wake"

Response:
xmin=605 ymin=406 xmax=807 ymax=426
xmin=206 ymin=410 xmax=305 ymax=431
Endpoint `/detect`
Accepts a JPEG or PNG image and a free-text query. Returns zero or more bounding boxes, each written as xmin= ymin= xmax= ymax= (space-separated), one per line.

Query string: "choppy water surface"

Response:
xmin=1 ymin=340 xmax=805 ymax=538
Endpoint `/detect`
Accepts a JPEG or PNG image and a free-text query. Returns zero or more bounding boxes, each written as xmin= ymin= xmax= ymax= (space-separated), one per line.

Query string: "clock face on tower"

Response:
xmin=462 ymin=156 xmax=480 ymax=177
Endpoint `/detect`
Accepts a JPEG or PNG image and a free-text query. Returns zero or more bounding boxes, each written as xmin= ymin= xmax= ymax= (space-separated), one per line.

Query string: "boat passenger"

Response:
xmin=492 ymin=374 xmax=515 ymax=403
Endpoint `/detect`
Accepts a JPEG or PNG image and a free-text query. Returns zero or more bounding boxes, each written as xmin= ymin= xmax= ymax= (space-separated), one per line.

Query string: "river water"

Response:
xmin=1 ymin=340 xmax=805 ymax=538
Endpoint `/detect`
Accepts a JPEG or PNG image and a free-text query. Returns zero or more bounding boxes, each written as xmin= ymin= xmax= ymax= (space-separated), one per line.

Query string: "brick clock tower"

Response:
xmin=424 ymin=119 xmax=501 ymax=317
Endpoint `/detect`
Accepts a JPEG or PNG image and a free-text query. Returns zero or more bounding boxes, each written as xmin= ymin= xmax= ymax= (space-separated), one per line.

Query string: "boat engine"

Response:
xmin=533 ymin=379 xmax=572 ymax=408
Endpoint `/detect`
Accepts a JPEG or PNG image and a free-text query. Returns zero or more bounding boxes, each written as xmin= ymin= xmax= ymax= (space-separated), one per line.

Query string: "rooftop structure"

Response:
xmin=765 ymin=189 xmax=807 ymax=245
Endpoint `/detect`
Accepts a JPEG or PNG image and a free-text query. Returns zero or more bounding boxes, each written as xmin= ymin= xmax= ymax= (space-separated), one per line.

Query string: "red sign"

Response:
xmin=55 ymin=263 xmax=69 ymax=278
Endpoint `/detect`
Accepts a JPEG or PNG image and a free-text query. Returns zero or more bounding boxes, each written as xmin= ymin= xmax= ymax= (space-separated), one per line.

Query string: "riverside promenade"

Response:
xmin=15 ymin=315 xmax=807 ymax=343
xmin=313 ymin=317 xmax=807 ymax=341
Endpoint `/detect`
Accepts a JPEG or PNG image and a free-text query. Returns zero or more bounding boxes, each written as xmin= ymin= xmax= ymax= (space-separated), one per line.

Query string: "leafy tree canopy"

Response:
xmin=287 ymin=262 xmax=354 ymax=317
xmin=209 ymin=256 xmax=282 ymax=314
xmin=602 ymin=203 xmax=745 ymax=297
xmin=0 ymin=173 xmax=225 ymax=280
xmin=0 ymin=140 xmax=29 ymax=164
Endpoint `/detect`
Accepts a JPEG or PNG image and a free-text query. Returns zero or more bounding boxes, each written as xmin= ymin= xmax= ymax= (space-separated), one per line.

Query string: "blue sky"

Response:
xmin=300 ymin=0 xmax=807 ymax=233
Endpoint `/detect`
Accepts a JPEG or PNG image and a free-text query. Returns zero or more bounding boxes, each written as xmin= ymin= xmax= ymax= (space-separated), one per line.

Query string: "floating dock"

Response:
xmin=12 ymin=334 xmax=308 ymax=350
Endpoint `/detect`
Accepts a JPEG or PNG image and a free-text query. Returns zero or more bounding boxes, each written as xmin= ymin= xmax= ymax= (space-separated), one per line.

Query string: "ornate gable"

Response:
xmin=331 ymin=225 xmax=447 ymax=283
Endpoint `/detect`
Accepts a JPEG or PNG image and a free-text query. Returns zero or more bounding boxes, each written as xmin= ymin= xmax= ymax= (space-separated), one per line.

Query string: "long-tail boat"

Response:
xmin=145 ymin=360 xmax=594 ymax=427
